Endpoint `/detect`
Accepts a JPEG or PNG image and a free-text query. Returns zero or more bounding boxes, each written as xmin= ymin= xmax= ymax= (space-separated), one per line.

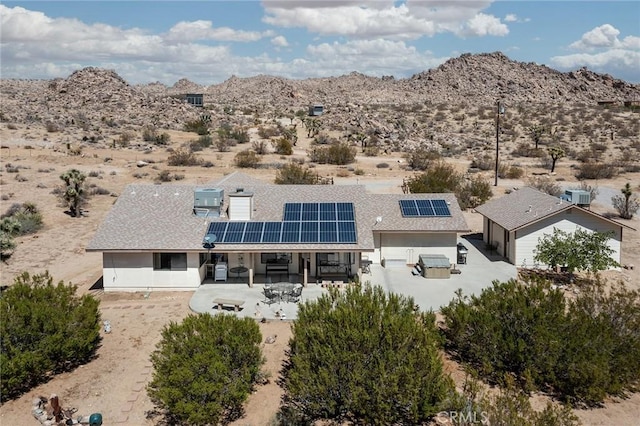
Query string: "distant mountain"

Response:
xmin=1 ymin=52 xmax=638 ymax=135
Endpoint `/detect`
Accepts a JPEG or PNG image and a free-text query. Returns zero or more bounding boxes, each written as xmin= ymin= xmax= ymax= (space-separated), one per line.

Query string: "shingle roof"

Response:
xmin=87 ymin=172 xmax=470 ymax=252
xmin=475 ymin=186 xmax=634 ymax=232
xmin=474 ymin=187 xmax=571 ymax=231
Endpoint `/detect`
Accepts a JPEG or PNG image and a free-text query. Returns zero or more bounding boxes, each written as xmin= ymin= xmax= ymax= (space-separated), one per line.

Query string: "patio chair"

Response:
xmin=287 ymin=284 xmax=303 ymax=303
xmin=263 ymin=287 xmax=279 ymax=305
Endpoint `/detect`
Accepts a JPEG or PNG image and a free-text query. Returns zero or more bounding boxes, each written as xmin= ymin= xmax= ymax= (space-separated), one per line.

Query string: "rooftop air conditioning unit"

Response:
xmin=564 ymin=189 xmax=591 ymax=206
xmin=194 ymin=188 xmax=224 ymax=217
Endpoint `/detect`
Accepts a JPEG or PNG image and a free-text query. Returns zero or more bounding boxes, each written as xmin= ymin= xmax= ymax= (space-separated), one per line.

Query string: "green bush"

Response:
xmin=280 ymin=285 xmax=453 ymax=424
xmin=457 ymin=175 xmax=493 ymax=209
xmin=0 ymin=272 xmax=101 ymax=401
xmin=403 ymin=161 xmax=462 ymax=194
xmin=147 ymin=314 xmax=263 ymax=425
xmin=1 ymin=202 xmax=43 ymax=236
xmin=308 ymin=142 xmax=356 ymax=165
xmin=234 ymin=150 xmax=261 ymax=168
xmin=440 ymin=278 xmax=640 ymax=406
xmin=272 ymin=137 xmax=293 ymax=155
xmin=405 ymin=147 xmax=441 ymax=171
xmin=576 ymin=162 xmax=616 ymax=180
xmin=275 ymin=163 xmax=317 ymax=184
xmin=167 ymin=148 xmax=202 ymax=166
xmin=184 ymin=117 xmax=210 ymax=135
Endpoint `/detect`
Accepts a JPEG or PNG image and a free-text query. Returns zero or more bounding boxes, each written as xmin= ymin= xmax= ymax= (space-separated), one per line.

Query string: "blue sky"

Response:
xmin=1 ymin=1 xmax=639 ymax=85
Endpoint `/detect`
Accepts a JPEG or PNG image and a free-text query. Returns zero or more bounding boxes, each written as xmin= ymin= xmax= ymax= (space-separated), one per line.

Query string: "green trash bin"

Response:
xmin=89 ymin=413 xmax=103 ymax=426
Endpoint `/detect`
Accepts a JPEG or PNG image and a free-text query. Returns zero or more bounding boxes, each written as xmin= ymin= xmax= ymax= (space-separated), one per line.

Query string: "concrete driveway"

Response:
xmin=189 ymin=236 xmax=518 ymax=319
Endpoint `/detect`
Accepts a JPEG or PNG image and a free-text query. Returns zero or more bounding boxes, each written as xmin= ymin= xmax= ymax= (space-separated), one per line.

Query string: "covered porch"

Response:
xmin=199 ymin=250 xmax=369 ymax=287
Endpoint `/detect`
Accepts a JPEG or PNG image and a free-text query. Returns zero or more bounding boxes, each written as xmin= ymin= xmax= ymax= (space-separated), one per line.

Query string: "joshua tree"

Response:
xmin=612 ymin=183 xmax=640 ymax=219
xmin=528 ymin=124 xmax=546 ymax=149
xmin=547 ymin=146 xmax=565 ymax=173
xmin=59 ymin=169 xmax=87 ymax=217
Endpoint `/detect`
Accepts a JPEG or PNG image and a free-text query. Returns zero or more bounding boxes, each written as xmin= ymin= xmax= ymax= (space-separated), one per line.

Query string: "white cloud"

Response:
xmin=303 ymin=39 xmax=448 ymax=77
xmin=263 ymin=1 xmax=505 ymax=39
xmin=461 ymin=13 xmax=509 ymax=37
xmin=165 ymin=20 xmax=271 ymax=43
xmin=569 ymin=24 xmax=621 ymax=50
xmin=271 ymin=35 xmax=289 ymax=47
xmin=504 ymin=14 xmax=518 ymax=22
xmin=554 ymin=24 xmax=640 ymax=81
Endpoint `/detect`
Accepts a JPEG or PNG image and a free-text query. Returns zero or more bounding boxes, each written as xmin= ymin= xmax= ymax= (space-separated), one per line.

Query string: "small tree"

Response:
xmin=280 ymin=285 xmax=453 ymax=424
xmin=59 ymin=169 xmax=87 ymax=217
xmin=148 ymin=314 xmax=263 ymax=425
xmin=534 ymin=228 xmax=619 ymax=274
xmin=275 ymin=163 xmax=317 ymax=184
xmin=547 ymin=146 xmax=565 ymax=173
xmin=528 ymin=124 xmax=546 ymax=150
xmin=0 ymin=272 xmax=101 ymax=401
xmin=612 ymin=183 xmax=640 ymax=219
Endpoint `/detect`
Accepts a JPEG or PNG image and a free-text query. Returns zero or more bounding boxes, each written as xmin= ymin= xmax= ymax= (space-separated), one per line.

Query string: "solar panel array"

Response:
xmin=204 ymin=202 xmax=357 ymax=244
xmin=399 ymin=199 xmax=451 ymax=217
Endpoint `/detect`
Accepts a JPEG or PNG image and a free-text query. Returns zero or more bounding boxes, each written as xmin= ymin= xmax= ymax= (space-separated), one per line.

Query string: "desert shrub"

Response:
xmin=280 ymin=285 xmax=453 ymax=424
xmin=511 ymin=142 xmax=545 ymax=158
xmin=234 ymin=150 xmax=261 ymax=168
xmin=504 ymin=164 xmax=525 ymax=179
xmin=188 ymin=140 xmax=203 ymax=152
xmin=363 ymin=146 xmax=380 ymax=156
xmin=312 ymin=133 xmax=337 ymax=145
xmin=308 ymin=142 xmax=356 ymax=165
xmin=527 ymin=176 xmax=562 ymax=196
xmin=272 ymin=137 xmax=293 ymax=155
xmin=457 ymin=176 xmax=493 ymax=210
xmin=258 ymin=126 xmax=280 ymax=139
xmin=45 ymin=121 xmax=60 ymax=132
xmin=147 ymin=314 xmax=263 ymax=425
xmin=470 ymin=154 xmax=494 ymax=171
xmin=86 ymin=185 xmax=109 ymax=196
xmin=275 ymin=163 xmax=318 ymax=184
xmin=251 ymin=140 xmax=270 ymax=155
xmin=0 ymin=272 xmax=101 ymax=401
xmin=354 ymin=168 xmax=365 ymax=176
xmin=403 ymin=161 xmax=462 ymax=194
xmin=118 ymin=131 xmax=135 ymax=146
xmin=576 ymin=162 xmax=616 ymax=180
xmin=441 ymin=277 xmax=640 ymax=406
xmin=376 ymin=162 xmax=390 ymax=169
xmin=167 ymin=148 xmax=202 ymax=166
xmin=202 ymin=161 xmax=214 ymax=168
xmin=230 ymin=128 xmax=250 ymax=144
xmin=7 ymin=123 xmax=17 ymax=130
xmin=183 ymin=117 xmax=210 ymax=135
xmin=405 ymin=147 xmax=441 ymax=171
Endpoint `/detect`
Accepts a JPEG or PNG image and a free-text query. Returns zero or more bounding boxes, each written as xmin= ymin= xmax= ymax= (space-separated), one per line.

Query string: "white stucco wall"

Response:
xmin=377 ymin=232 xmax=457 ymax=266
xmin=102 ymin=252 xmax=202 ymax=292
xmin=514 ymin=209 xmax=622 ymax=269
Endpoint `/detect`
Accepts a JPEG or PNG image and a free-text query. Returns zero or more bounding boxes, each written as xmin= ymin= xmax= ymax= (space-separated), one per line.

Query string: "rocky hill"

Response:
xmin=1 ymin=52 xmax=638 ymax=140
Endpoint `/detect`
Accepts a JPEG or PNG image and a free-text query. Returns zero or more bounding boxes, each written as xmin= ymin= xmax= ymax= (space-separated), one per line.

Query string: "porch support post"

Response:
xmin=303 ymin=253 xmax=308 ymax=287
xmin=248 ymin=253 xmax=254 ymax=288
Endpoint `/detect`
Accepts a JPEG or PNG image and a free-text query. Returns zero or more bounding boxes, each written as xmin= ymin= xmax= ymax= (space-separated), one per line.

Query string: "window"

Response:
xmin=153 ymin=253 xmax=187 ymax=271
xmin=261 ymin=253 xmax=291 ymax=264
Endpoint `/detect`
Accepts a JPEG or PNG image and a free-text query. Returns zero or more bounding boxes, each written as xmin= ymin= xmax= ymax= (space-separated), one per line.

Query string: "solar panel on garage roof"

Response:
xmin=399 ymin=199 xmax=451 ymax=217
xmin=203 ymin=202 xmax=357 ymax=244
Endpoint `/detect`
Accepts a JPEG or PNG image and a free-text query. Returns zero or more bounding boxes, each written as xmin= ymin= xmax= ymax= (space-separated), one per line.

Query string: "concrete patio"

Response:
xmin=189 ymin=235 xmax=517 ymax=320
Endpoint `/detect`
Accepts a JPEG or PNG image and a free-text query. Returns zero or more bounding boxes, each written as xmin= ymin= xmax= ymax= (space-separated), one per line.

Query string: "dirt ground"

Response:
xmin=1 ymin=122 xmax=639 ymax=425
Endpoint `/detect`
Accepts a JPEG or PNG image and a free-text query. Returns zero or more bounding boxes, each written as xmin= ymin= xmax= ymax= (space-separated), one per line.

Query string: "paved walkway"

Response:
xmin=189 ymin=236 xmax=517 ymax=320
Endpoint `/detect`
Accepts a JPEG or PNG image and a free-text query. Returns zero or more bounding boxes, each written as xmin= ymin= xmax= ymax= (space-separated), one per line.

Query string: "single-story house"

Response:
xmin=87 ymin=172 xmax=470 ymax=291
xmin=474 ymin=186 xmax=633 ymax=269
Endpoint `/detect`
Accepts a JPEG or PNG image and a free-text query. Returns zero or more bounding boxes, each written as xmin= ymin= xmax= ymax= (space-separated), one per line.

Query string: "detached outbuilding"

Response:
xmin=475 ymin=187 xmax=633 ymax=269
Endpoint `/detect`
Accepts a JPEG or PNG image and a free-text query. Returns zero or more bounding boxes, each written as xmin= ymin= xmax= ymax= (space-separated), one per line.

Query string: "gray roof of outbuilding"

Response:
xmin=474 ymin=187 xmax=570 ymax=231
xmin=475 ymin=186 xmax=633 ymax=232
xmin=87 ymin=172 xmax=470 ymax=252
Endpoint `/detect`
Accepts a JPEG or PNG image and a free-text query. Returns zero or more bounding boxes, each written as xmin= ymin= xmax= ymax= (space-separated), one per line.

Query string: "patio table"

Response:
xmin=266 ymin=282 xmax=298 ymax=302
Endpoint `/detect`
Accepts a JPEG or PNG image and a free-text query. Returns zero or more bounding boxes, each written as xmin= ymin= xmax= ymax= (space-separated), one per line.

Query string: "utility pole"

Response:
xmin=494 ymin=100 xmax=505 ymax=187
